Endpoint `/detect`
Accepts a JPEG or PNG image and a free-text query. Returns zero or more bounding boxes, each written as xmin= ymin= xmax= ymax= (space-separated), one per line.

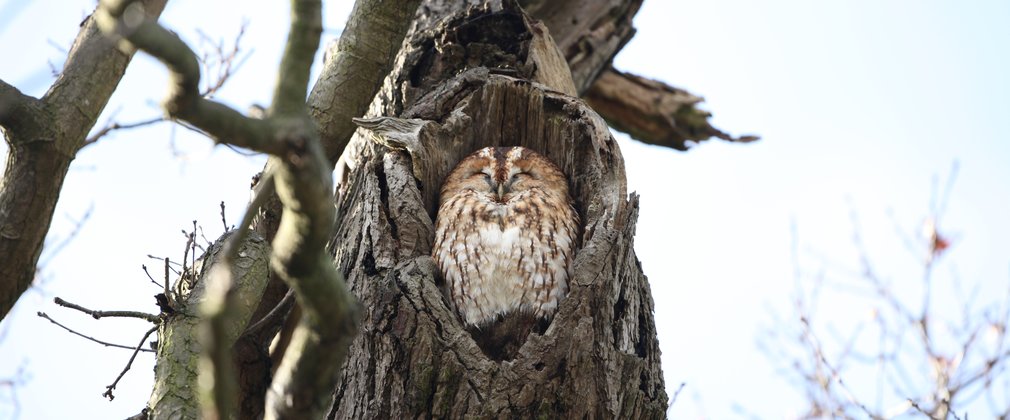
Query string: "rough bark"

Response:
xmin=242 ymin=0 xmax=423 ymax=416
xmin=327 ymin=3 xmax=666 ymax=417
xmin=147 ymin=232 xmax=271 ymax=420
xmin=0 ymin=0 xmax=168 ymax=321
xmin=520 ymin=0 xmax=757 ymax=150
xmin=519 ymin=0 xmax=642 ymax=94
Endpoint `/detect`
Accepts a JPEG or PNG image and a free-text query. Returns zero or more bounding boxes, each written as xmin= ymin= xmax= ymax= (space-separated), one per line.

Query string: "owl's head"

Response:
xmin=440 ymin=146 xmax=569 ymax=204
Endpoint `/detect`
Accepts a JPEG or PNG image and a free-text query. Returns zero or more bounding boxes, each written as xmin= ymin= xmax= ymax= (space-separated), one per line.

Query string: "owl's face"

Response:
xmin=440 ymin=147 xmax=569 ymax=205
xmin=434 ymin=145 xmax=579 ymax=330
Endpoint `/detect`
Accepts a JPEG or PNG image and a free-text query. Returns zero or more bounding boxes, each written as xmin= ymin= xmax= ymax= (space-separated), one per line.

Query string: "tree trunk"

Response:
xmin=326 ymin=2 xmax=666 ymax=417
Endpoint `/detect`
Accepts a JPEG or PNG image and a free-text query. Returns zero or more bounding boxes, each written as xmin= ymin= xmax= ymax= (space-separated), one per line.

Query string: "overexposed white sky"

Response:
xmin=2 ymin=1 xmax=1009 ymax=419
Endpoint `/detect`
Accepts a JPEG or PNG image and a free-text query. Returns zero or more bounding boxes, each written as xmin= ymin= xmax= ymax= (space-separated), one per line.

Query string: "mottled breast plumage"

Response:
xmin=432 ymin=146 xmax=579 ymax=327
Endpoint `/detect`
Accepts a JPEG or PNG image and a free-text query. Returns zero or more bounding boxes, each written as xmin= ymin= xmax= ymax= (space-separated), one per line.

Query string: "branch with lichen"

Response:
xmin=96 ymin=0 xmax=359 ymax=418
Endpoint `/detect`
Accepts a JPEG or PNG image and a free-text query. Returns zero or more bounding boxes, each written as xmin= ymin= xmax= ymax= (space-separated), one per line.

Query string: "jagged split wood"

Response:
xmin=327 ymin=3 xmax=666 ymax=417
xmin=585 ymin=69 xmax=760 ymax=151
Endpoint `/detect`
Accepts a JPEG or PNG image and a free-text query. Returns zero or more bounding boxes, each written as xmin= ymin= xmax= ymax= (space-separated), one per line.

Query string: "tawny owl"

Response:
xmin=432 ymin=146 xmax=579 ymax=330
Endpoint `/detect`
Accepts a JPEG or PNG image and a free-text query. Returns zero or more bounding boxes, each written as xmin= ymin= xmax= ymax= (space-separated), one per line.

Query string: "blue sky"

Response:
xmin=2 ymin=1 xmax=1009 ymax=419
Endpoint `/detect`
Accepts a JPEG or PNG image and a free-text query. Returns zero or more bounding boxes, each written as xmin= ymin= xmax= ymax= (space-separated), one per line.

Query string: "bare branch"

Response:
xmin=219 ymin=201 xmax=228 ymax=231
xmin=307 ymin=0 xmax=423 ymax=163
xmin=37 ymin=204 xmax=93 ymax=267
xmin=36 ymin=311 xmax=155 ymax=352
xmin=95 ymin=0 xmax=282 ymax=155
xmin=53 ymin=297 xmax=159 ymax=323
xmin=162 ymin=257 xmax=173 ymax=309
xmin=103 ymin=326 xmax=158 ymax=401
xmin=270 ymin=0 xmax=320 ymax=117
xmin=83 ymin=116 xmax=165 ymax=146
xmin=197 ymin=21 xmax=250 ymax=98
xmin=141 ymin=264 xmax=162 ymax=288
xmin=244 ymin=289 xmax=294 ymax=337
xmin=0 ymin=363 xmax=28 ymax=420
xmin=766 ymin=171 xmax=1010 ymax=417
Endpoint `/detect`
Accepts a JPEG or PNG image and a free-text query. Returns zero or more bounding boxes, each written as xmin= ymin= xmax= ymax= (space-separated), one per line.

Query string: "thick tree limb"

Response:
xmin=308 ymin=0 xmax=422 ymax=164
xmin=585 ymin=69 xmax=759 ymax=150
xmin=271 ymin=0 xmax=320 ymax=117
xmin=0 ymin=0 xmax=168 ymax=321
xmin=144 ymin=231 xmax=271 ymax=420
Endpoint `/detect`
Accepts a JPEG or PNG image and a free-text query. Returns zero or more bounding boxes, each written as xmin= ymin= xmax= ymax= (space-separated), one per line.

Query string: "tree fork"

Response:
xmin=0 ymin=0 xmax=168 ymax=320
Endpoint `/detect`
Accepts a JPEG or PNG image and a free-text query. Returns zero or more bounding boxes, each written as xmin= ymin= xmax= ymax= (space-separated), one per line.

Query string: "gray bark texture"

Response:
xmin=147 ymin=232 xmax=271 ymax=420
xmin=0 ymin=0 xmax=168 ymax=320
xmin=326 ymin=2 xmax=667 ymax=417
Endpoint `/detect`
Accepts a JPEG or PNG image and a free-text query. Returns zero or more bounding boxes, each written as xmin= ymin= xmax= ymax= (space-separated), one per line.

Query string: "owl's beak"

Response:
xmin=497 ymin=182 xmax=506 ymax=200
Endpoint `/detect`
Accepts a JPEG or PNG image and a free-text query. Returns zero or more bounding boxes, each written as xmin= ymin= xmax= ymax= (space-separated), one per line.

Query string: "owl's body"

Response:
xmin=433 ymin=147 xmax=579 ymax=327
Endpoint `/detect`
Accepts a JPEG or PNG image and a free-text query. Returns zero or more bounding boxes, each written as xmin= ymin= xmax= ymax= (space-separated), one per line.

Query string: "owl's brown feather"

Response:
xmin=432 ymin=147 xmax=579 ymax=342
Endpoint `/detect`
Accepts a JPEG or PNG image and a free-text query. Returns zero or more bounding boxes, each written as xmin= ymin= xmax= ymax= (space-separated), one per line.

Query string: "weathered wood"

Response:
xmin=519 ymin=0 xmax=642 ymax=94
xmin=519 ymin=0 xmax=757 ymax=150
xmin=329 ymin=3 xmax=666 ymax=417
xmin=585 ymin=69 xmax=760 ymax=151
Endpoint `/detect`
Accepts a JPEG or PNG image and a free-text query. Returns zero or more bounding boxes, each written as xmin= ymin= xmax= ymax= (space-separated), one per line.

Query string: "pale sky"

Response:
xmin=1 ymin=1 xmax=1009 ymax=419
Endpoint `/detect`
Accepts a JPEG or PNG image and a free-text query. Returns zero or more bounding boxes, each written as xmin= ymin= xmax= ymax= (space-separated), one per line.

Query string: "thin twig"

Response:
xmin=163 ymin=257 xmax=173 ymax=308
xmin=0 ymin=363 xmax=27 ymax=420
xmin=181 ymin=229 xmax=193 ymax=282
xmin=36 ymin=312 xmax=155 ymax=352
xmin=244 ymin=289 xmax=295 ymax=336
xmin=198 ymin=224 xmax=212 ymax=247
xmin=38 ymin=204 xmax=93 ymax=267
xmin=668 ymin=382 xmax=686 ymax=406
xmin=220 ymin=201 xmax=228 ymax=231
xmin=53 ymin=297 xmax=159 ymax=323
xmin=84 ymin=116 xmax=164 ymax=146
xmin=103 ymin=326 xmax=158 ymax=400
xmin=191 ymin=220 xmax=198 ymax=268
xmin=197 ymin=21 xmax=250 ymax=97
xmin=800 ymin=317 xmax=883 ymax=419
xmin=223 ymin=171 xmax=274 ymax=263
xmin=141 ymin=264 xmax=162 ymax=288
